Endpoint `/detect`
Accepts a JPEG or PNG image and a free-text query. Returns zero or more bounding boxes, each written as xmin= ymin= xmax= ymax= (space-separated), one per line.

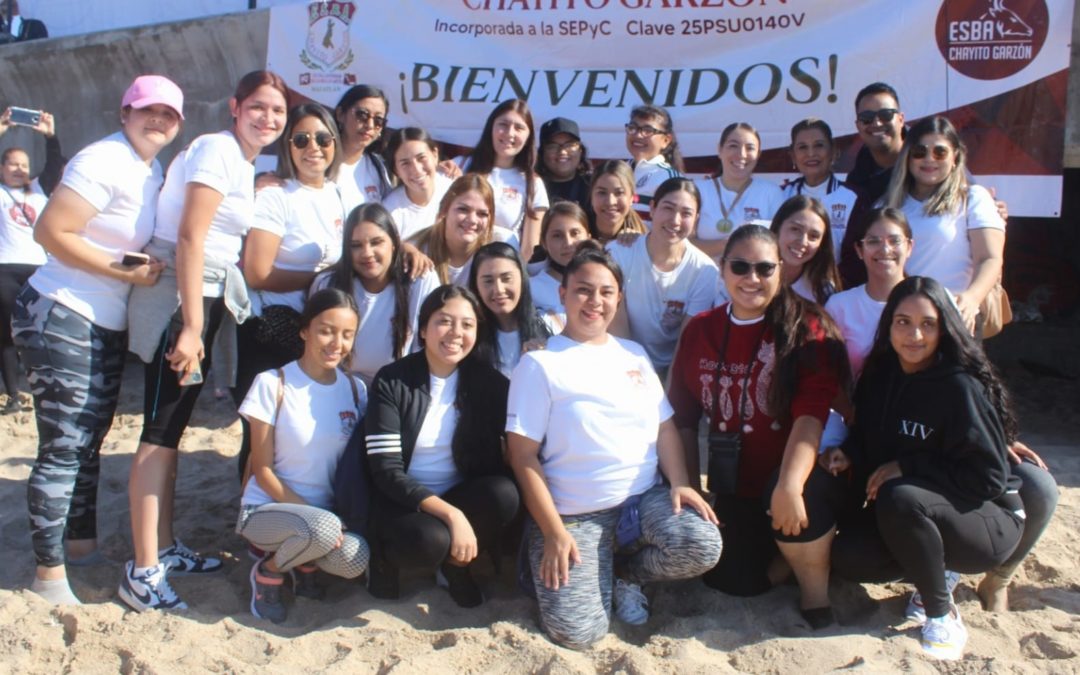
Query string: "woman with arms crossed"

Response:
xmin=12 ymin=75 xmax=182 ymax=604
xmin=507 ymin=242 xmax=721 ymax=650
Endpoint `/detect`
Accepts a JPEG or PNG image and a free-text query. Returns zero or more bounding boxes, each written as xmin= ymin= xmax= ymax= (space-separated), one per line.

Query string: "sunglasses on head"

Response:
xmin=290 ymin=131 xmax=334 ymax=149
xmin=856 ymin=108 xmax=899 ymax=125
xmin=352 ymin=108 xmax=387 ymax=129
xmin=910 ymin=144 xmax=952 ymax=161
xmin=726 ymin=259 xmax=778 ymax=278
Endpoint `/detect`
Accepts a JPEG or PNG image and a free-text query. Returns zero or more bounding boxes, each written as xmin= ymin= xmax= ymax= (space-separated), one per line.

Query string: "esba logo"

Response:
xmin=935 ymin=0 xmax=1048 ymax=80
xmin=301 ymin=1 xmax=356 ymax=71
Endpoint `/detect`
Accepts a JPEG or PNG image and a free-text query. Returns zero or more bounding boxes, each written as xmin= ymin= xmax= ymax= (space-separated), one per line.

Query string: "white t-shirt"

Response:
xmin=446 ymin=258 xmax=473 ymax=287
xmin=313 ymin=269 xmax=440 ymax=385
xmin=694 ymin=176 xmax=785 ymax=240
xmin=455 ymin=157 xmax=549 ymax=242
xmin=631 ymin=155 xmax=681 ymax=224
xmin=250 ymin=179 xmax=346 ymax=314
xmin=506 ymin=334 xmax=671 ymax=516
xmin=381 ymin=173 xmax=452 ymax=242
xmin=607 ymin=236 xmax=718 ymax=369
xmin=530 ymin=268 xmax=566 ymax=333
xmin=901 ymin=185 xmax=1005 ymax=294
xmin=409 ymin=370 xmax=463 ymax=495
xmin=783 ymin=178 xmax=860 ymax=262
xmin=496 ymin=328 xmax=521 ymax=378
xmin=239 ymin=361 xmax=367 ymax=510
xmin=336 ymin=153 xmax=386 ymax=213
xmin=0 ymin=182 xmax=48 ymax=265
xmin=154 ymin=131 xmax=254 ymax=267
xmin=792 ymin=274 xmax=816 ymax=303
xmin=824 ymin=285 xmax=885 ymax=379
xmin=28 ymin=132 xmax=163 ymax=330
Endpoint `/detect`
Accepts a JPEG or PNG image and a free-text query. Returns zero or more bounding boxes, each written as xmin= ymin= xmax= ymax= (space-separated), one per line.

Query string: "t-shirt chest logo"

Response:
xmin=364 ymin=185 xmax=380 ymax=200
xmin=660 ymin=300 xmax=686 ymax=333
xmin=340 ymin=410 xmax=357 ymax=436
xmin=831 ymin=203 xmax=848 ymax=225
xmin=8 ymin=203 xmax=36 ymax=228
xmin=626 ymin=369 xmax=646 ymax=387
xmin=500 ymin=186 xmax=520 ymax=202
xmin=899 ymin=419 xmax=934 ymax=440
xmin=743 ymin=207 xmax=761 ymax=221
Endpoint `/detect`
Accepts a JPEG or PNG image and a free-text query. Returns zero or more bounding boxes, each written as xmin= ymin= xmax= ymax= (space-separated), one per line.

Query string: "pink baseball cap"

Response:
xmin=122 ymin=75 xmax=185 ymax=119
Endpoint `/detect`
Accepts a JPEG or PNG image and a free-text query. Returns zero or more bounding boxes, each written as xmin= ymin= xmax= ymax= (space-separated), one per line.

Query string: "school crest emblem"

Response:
xmin=831 ymin=202 xmax=848 ymax=224
xmin=300 ymin=1 xmax=356 ymax=71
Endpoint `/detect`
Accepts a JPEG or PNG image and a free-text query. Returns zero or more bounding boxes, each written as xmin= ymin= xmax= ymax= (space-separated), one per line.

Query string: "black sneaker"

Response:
xmin=291 ymin=564 xmax=325 ymax=600
xmin=366 ymin=557 xmax=400 ymax=600
xmin=437 ymin=562 xmax=483 ymax=608
xmin=160 ymin=538 xmax=223 ymax=575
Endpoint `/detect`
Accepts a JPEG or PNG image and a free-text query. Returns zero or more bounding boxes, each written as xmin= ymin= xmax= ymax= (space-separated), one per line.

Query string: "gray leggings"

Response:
xmin=12 ymin=285 xmax=126 ymax=567
xmin=238 ymin=503 xmax=370 ymax=579
xmin=527 ymin=484 xmax=723 ymax=650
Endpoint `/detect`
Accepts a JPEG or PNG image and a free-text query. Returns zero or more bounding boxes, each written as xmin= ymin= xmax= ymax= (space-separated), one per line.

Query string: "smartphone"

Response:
xmin=9 ymin=107 xmax=42 ymax=128
xmin=178 ymin=365 xmax=204 ymax=387
xmin=121 ymin=251 xmax=151 ymax=266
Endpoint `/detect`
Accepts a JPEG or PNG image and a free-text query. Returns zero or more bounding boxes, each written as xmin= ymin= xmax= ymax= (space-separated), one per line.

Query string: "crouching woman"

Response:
xmin=507 ymin=241 xmax=721 ymax=650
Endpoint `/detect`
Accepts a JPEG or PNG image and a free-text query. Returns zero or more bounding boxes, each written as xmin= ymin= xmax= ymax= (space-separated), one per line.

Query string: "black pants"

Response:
xmin=140 ymin=297 xmax=225 ymax=447
xmin=373 ymin=475 xmax=520 ymax=573
xmin=0 ymin=263 xmax=37 ymax=396
xmin=704 ymin=465 xmax=845 ymax=596
xmin=832 ymin=478 xmax=1023 ymax=618
xmin=231 ymin=315 xmax=302 ymax=478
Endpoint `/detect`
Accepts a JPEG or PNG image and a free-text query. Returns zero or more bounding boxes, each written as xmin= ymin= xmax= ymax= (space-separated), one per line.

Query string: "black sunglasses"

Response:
xmin=352 ymin=108 xmax=387 ymax=129
xmin=910 ymin=144 xmax=951 ymax=161
xmin=291 ymin=132 xmax=334 ymax=149
xmin=726 ymin=259 xmax=778 ymax=278
xmin=856 ymin=108 xmax=899 ymax=125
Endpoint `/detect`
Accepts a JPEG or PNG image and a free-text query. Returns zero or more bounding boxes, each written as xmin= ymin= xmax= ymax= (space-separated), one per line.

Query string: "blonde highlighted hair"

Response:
xmin=408 ymin=173 xmax=495 ymax=284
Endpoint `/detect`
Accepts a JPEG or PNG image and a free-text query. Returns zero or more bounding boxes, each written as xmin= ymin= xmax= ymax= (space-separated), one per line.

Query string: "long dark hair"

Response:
xmin=770 ymin=195 xmax=842 ymax=305
xmin=383 ymin=126 xmax=438 ymax=182
xmin=333 ymin=84 xmax=390 ymax=156
xmin=863 ymin=276 xmax=1018 ymax=441
xmin=467 ymin=242 xmax=549 ymax=368
xmin=712 ymin=122 xmax=760 ymax=179
xmin=276 ymin=103 xmax=342 ymax=181
xmin=300 ymin=288 xmax=359 ymax=369
xmin=416 ymin=285 xmax=504 ymax=475
xmin=467 ymin=99 xmax=541 ymax=221
xmin=562 ymin=239 xmax=624 ymax=291
xmin=330 ymin=203 xmax=412 ymax=359
xmin=722 ymin=225 xmax=851 ymax=420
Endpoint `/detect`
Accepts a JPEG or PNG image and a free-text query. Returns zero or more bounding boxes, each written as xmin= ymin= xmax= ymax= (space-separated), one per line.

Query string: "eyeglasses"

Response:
xmin=352 ymin=108 xmax=387 ymax=129
xmin=290 ymin=132 xmax=335 ymax=149
xmin=859 ymin=235 xmax=908 ymax=249
xmin=543 ymin=140 xmax=582 ymax=154
xmin=625 ymin=122 xmax=666 ymax=138
xmin=856 ymin=108 xmax=899 ymax=125
xmin=725 ymin=259 xmax=778 ymax=278
xmin=910 ymin=144 xmax=952 ymax=161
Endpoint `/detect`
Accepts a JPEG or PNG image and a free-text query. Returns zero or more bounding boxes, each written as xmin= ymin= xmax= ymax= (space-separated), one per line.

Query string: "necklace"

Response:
xmin=713 ymin=177 xmax=751 ymax=234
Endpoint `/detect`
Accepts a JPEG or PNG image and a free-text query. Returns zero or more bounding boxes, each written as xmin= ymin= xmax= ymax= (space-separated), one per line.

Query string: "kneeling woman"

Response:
xmin=237 ymin=289 xmax=370 ymax=623
xmin=507 ymin=242 xmax=721 ymax=650
xmin=364 ymin=285 xmax=519 ymax=607
xmin=667 ymin=224 xmax=849 ymax=627
xmin=828 ymin=276 xmax=1023 ymax=660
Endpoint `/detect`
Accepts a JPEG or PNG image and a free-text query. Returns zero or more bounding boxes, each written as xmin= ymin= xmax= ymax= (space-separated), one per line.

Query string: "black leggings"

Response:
xmin=373 ymin=475 xmax=520 ymax=572
xmin=832 ymin=478 xmax=1023 ymax=618
xmin=140 ymin=297 xmax=226 ymax=447
xmin=703 ymin=465 xmax=845 ymax=596
xmin=0 ymin=263 xmax=37 ymax=396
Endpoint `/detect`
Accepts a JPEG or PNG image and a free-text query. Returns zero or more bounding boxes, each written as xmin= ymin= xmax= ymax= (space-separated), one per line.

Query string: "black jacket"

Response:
xmin=844 ymin=355 xmax=1022 ymax=512
xmin=364 ymin=351 xmax=509 ymax=510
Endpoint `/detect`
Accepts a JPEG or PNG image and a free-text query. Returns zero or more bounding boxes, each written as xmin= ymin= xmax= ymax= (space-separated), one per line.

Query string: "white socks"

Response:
xmin=30 ymin=577 xmax=81 ymax=606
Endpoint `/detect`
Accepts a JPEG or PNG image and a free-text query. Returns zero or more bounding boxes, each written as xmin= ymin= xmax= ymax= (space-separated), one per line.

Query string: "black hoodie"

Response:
xmin=844 ymin=354 xmax=1022 ymax=513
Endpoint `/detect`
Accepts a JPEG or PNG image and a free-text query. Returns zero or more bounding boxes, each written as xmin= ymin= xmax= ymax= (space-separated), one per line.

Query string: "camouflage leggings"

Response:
xmin=12 ymin=285 xmax=126 ymax=567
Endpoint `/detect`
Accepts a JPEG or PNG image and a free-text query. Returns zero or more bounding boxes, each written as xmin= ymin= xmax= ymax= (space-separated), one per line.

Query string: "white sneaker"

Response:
xmin=921 ymin=605 xmax=968 ymax=660
xmin=614 ymin=579 xmax=649 ymax=626
xmin=906 ymin=570 xmax=962 ymax=625
xmin=118 ymin=562 xmax=188 ymax=612
xmin=160 ymin=538 xmax=223 ymax=575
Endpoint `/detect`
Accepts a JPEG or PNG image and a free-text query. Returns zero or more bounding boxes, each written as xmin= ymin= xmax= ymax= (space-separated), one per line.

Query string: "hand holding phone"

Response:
xmin=121 ymin=251 xmax=151 ymax=266
xmin=8 ymin=107 xmax=43 ymax=128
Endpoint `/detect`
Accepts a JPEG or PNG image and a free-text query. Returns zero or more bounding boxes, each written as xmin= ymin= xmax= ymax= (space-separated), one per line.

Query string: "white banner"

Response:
xmin=267 ymin=0 xmax=1074 ymax=216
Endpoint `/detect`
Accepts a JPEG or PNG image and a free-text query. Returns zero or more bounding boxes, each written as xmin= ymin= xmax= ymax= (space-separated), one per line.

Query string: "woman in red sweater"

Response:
xmin=668 ymin=223 xmax=849 ymax=628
